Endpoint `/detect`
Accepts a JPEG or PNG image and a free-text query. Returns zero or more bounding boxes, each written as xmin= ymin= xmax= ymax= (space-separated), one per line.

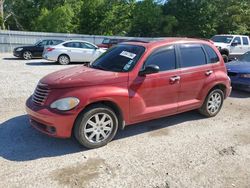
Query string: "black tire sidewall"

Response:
xmin=74 ymin=105 xmax=118 ymax=149
xmin=222 ymin=54 xmax=228 ymax=63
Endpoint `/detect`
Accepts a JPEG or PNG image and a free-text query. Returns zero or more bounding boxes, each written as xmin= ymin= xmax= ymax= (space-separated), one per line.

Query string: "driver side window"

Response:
xmin=232 ymin=37 xmax=241 ymax=45
xmin=145 ymin=46 xmax=176 ymax=72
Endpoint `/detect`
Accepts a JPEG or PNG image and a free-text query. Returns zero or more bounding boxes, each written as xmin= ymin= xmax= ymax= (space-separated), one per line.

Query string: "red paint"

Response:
xmin=26 ymin=38 xmax=231 ymax=138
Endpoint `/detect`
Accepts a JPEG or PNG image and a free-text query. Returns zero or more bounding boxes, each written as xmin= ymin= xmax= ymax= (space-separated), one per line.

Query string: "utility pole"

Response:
xmin=0 ymin=0 xmax=4 ymax=29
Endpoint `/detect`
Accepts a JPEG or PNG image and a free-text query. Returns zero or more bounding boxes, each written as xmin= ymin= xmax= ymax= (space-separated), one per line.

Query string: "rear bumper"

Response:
xmin=25 ymin=97 xmax=77 ymax=138
xmin=42 ymin=53 xmax=57 ymax=61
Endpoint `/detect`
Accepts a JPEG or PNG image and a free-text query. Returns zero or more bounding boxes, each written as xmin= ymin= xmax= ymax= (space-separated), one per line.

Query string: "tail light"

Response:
xmin=46 ymin=47 xmax=55 ymax=52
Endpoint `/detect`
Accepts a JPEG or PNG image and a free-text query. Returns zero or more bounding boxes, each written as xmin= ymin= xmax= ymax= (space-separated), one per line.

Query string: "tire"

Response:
xmin=222 ymin=54 xmax=228 ymax=63
xmin=198 ymin=89 xmax=224 ymax=117
xmin=74 ymin=104 xmax=119 ymax=149
xmin=22 ymin=51 xmax=32 ymax=60
xmin=58 ymin=55 xmax=70 ymax=65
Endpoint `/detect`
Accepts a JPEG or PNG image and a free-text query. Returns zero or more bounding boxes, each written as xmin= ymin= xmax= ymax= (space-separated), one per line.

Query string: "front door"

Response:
xmin=230 ymin=36 xmax=243 ymax=56
xmin=129 ymin=45 xmax=180 ymax=123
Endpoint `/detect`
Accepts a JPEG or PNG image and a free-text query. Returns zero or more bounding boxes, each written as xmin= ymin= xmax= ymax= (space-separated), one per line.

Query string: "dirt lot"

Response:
xmin=0 ymin=53 xmax=249 ymax=188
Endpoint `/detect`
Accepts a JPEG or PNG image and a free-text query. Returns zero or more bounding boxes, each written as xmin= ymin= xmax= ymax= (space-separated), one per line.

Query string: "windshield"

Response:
xmin=211 ymin=36 xmax=234 ymax=43
xmin=34 ymin=40 xmax=42 ymax=46
xmin=239 ymin=52 xmax=250 ymax=62
xmin=90 ymin=44 xmax=145 ymax=72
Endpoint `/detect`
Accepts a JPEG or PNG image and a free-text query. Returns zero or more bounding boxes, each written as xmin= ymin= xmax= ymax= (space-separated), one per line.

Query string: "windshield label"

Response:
xmin=120 ymin=51 xmax=136 ymax=59
xmin=123 ymin=60 xmax=134 ymax=71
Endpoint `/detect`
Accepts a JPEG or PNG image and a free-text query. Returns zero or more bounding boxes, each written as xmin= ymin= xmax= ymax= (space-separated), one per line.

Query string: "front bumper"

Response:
xmin=231 ymin=82 xmax=250 ymax=92
xmin=13 ymin=50 xmax=22 ymax=58
xmin=26 ymin=97 xmax=77 ymax=138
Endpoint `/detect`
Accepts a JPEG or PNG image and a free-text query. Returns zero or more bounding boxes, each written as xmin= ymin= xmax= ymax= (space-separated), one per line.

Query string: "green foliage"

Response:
xmin=2 ymin=0 xmax=250 ymax=38
xmin=129 ymin=0 xmax=163 ymax=37
xmin=33 ymin=4 xmax=75 ymax=33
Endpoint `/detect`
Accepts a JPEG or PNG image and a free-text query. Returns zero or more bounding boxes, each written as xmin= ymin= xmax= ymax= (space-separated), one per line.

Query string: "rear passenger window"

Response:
xmin=180 ymin=44 xmax=207 ymax=68
xmin=204 ymin=45 xmax=219 ymax=63
xmin=145 ymin=46 xmax=176 ymax=72
xmin=242 ymin=37 xmax=249 ymax=45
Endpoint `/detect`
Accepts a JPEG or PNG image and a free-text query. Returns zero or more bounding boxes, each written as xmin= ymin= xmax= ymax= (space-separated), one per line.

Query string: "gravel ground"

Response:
xmin=0 ymin=53 xmax=249 ymax=188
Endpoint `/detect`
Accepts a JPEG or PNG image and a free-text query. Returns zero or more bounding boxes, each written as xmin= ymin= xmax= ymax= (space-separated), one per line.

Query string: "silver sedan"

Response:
xmin=43 ymin=40 xmax=106 ymax=65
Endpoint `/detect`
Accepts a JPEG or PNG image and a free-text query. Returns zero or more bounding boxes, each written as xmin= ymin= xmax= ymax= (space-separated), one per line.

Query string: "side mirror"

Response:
xmin=139 ymin=64 xmax=160 ymax=76
xmin=231 ymin=42 xmax=238 ymax=46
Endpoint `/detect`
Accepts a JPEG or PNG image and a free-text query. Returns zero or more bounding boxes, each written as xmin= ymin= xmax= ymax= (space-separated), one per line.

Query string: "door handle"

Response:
xmin=205 ymin=70 xmax=213 ymax=76
xmin=170 ymin=76 xmax=181 ymax=83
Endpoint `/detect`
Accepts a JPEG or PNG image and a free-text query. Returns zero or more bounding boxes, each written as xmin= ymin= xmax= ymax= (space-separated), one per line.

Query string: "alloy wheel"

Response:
xmin=23 ymin=51 xmax=32 ymax=60
xmin=83 ymin=113 xmax=113 ymax=143
xmin=59 ymin=55 xmax=70 ymax=65
xmin=207 ymin=92 xmax=222 ymax=115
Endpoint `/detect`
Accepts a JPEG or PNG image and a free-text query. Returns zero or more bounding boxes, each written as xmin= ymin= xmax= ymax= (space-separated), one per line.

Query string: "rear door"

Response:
xmin=242 ymin=37 xmax=250 ymax=54
xmin=129 ymin=45 xmax=181 ymax=123
xmin=63 ymin=42 xmax=83 ymax=62
xmin=177 ymin=44 xmax=215 ymax=112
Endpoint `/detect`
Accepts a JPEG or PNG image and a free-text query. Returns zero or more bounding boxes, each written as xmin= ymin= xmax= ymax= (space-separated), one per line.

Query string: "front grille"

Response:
xmin=228 ymin=72 xmax=238 ymax=77
xmin=32 ymin=85 xmax=50 ymax=105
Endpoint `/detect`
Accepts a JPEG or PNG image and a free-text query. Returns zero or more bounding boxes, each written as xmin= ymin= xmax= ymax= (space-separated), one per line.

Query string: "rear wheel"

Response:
xmin=58 ymin=55 xmax=70 ymax=65
xmin=23 ymin=51 xmax=32 ymax=60
xmin=74 ymin=104 xmax=118 ymax=149
xmin=199 ymin=89 xmax=224 ymax=117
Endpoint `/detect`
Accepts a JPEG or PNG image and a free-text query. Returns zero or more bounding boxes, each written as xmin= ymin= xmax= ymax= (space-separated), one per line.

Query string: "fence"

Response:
xmin=0 ymin=30 xmax=155 ymax=53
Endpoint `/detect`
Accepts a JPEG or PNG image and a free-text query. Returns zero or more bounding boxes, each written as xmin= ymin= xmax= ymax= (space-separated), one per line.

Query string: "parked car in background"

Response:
xmin=97 ymin=38 xmax=127 ymax=49
xmin=26 ymin=38 xmax=231 ymax=148
xmin=13 ymin=39 xmax=64 ymax=60
xmin=211 ymin=34 xmax=250 ymax=62
xmin=43 ymin=40 xmax=106 ymax=65
xmin=226 ymin=51 xmax=250 ymax=92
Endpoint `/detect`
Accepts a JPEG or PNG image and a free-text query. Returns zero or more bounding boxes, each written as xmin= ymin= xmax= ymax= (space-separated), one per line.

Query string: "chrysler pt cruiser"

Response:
xmin=26 ymin=38 xmax=231 ymax=148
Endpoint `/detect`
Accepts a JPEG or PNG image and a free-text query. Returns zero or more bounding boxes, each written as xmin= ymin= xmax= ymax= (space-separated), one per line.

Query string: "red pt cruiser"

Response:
xmin=26 ymin=38 xmax=231 ymax=148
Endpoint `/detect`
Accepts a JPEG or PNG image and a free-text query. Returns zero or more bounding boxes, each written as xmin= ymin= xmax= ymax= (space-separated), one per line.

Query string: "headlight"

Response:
xmin=240 ymin=74 xmax=250 ymax=78
xmin=16 ymin=48 xmax=23 ymax=51
xmin=50 ymin=97 xmax=80 ymax=111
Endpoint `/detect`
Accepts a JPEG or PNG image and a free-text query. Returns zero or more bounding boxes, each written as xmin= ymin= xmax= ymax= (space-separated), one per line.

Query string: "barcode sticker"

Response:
xmin=120 ymin=51 xmax=136 ymax=59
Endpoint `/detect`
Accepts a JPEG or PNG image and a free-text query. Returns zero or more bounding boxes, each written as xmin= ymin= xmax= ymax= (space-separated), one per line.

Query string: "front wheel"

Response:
xmin=23 ymin=51 xmax=32 ymax=60
xmin=199 ymin=89 xmax=224 ymax=117
xmin=222 ymin=54 xmax=228 ymax=63
xmin=74 ymin=105 xmax=118 ymax=149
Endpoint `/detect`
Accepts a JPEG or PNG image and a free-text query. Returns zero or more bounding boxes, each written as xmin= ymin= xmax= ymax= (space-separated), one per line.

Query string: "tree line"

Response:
xmin=1 ymin=0 xmax=250 ymax=38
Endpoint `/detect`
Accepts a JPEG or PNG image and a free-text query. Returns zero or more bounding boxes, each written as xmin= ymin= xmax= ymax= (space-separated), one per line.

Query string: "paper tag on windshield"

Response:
xmin=120 ymin=51 xmax=136 ymax=59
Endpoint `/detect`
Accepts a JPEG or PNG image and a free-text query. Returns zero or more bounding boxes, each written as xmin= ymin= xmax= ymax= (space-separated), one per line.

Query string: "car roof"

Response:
xmin=122 ymin=37 xmax=213 ymax=49
xmin=63 ymin=40 xmax=92 ymax=43
xmin=213 ymin=34 xmax=249 ymax=37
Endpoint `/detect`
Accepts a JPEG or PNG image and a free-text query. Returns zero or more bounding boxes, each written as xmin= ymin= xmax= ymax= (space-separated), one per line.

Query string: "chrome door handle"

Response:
xmin=170 ymin=76 xmax=181 ymax=83
xmin=205 ymin=70 xmax=213 ymax=76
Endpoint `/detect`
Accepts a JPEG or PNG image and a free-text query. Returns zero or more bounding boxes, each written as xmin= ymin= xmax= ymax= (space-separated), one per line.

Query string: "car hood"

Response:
xmin=213 ymin=42 xmax=230 ymax=49
xmin=40 ymin=66 xmax=128 ymax=89
xmin=226 ymin=60 xmax=250 ymax=73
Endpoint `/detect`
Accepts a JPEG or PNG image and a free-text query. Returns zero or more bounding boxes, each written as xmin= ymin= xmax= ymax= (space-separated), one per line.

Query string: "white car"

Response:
xmin=43 ymin=40 xmax=106 ymax=65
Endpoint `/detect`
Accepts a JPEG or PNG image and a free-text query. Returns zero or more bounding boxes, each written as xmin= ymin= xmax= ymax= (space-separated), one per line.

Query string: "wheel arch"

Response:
xmin=207 ymin=83 xmax=227 ymax=99
xmin=73 ymin=100 xmax=125 ymax=136
xmin=58 ymin=53 xmax=70 ymax=62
